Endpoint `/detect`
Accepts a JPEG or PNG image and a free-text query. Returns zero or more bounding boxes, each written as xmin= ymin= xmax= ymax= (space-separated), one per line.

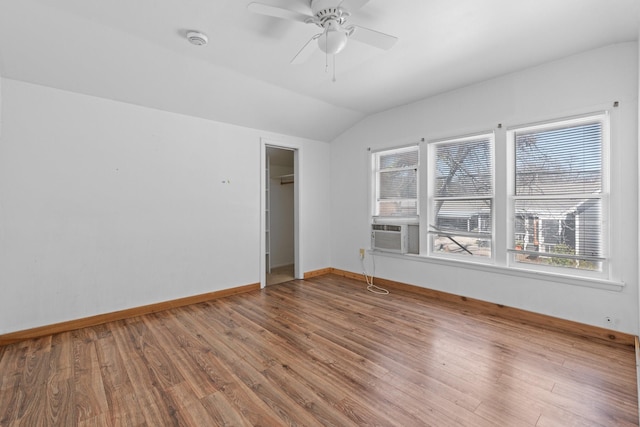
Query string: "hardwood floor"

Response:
xmin=0 ymin=274 xmax=637 ymax=426
xmin=266 ymin=264 xmax=295 ymax=286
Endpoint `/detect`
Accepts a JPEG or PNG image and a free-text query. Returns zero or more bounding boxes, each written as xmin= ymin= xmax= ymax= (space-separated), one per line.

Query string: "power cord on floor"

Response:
xmin=361 ymin=252 xmax=389 ymax=295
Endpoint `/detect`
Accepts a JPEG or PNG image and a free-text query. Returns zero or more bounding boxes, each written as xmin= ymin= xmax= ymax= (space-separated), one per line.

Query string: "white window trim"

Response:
xmin=427 ymin=131 xmax=496 ymax=264
xmin=370 ymin=249 xmax=624 ymax=292
xmin=506 ymin=112 xmax=610 ymax=280
xmin=371 ymin=144 xmax=420 ymax=221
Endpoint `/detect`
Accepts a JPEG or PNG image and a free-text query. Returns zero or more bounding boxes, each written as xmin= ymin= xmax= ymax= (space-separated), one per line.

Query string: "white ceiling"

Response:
xmin=0 ymin=0 xmax=638 ymax=142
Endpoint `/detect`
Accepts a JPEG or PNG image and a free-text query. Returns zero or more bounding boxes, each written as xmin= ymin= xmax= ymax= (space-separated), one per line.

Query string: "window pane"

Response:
xmin=380 ymin=149 xmax=419 ymax=170
xmin=431 ymin=134 xmax=493 ymax=259
xmin=378 ymin=200 xmax=418 ymax=217
xmin=375 ymin=146 xmax=418 ymax=217
xmin=379 ymin=169 xmax=417 ymax=199
xmin=513 ymin=198 xmax=602 ymax=271
xmin=432 ymin=234 xmax=492 ymax=257
xmin=432 ymin=199 xmax=492 ymax=257
xmin=435 ymin=138 xmax=492 ymax=197
xmin=516 ymin=122 xmax=602 ymax=196
xmin=513 ymin=252 xmax=602 ymax=272
xmin=435 ymin=199 xmax=492 ymax=233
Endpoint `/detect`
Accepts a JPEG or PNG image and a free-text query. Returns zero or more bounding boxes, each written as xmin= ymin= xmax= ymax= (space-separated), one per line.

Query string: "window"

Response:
xmin=373 ymin=146 xmax=419 ymax=218
xmin=430 ymin=134 xmax=494 ymax=258
xmin=510 ymin=114 xmax=607 ymax=273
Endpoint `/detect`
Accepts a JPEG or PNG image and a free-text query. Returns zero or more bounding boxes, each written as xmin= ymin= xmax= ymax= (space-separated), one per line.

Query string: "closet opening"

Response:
xmin=263 ymin=145 xmax=299 ymax=287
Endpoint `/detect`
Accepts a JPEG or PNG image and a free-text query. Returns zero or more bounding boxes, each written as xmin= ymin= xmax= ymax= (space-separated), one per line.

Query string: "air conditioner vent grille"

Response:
xmin=371 ymin=223 xmax=408 ymax=253
xmin=372 ymin=224 xmax=402 ymax=232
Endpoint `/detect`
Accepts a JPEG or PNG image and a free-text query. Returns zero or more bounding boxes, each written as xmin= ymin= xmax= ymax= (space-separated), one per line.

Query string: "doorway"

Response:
xmin=264 ymin=145 xmax=297 ymax=286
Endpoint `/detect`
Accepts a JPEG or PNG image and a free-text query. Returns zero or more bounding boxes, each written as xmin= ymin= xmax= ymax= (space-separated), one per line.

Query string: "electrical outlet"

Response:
xmin=359 ymin=248 xmax=365 ymax=259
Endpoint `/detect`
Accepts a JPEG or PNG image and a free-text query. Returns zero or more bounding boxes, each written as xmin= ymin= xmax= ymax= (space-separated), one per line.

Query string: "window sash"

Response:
xmin=374 ymin=146 xmax=419 ymax=218
xmin=378 ymin=169 xmax=418 ymax=200
xmin=515 ymin=121 xmax=602 ymax=196
xmin=430 ymin=134 xmax=494 ymax=258
xmin=513 ymin=198 xmax=603 ymax=255
xmin=510 ymin=114 xmax=607 ymax=273
xmin=433 ymin=199 xmax=493 ymax=234
xmin=434 ymin=137 xmax=493 ymax=198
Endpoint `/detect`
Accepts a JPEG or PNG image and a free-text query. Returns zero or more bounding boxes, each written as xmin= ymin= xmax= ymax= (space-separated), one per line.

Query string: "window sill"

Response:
xmin=369 ymin=250 xmax=625 ymax=292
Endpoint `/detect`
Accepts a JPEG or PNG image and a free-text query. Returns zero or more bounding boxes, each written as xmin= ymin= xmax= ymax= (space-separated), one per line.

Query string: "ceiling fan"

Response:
xmin=247 ymin=0 xmax=398 ymax=65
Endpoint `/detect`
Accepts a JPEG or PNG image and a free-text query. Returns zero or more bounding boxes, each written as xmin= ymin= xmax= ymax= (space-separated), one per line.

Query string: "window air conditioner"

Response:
xmin=371 ymin=224 xmax=409 ymax=254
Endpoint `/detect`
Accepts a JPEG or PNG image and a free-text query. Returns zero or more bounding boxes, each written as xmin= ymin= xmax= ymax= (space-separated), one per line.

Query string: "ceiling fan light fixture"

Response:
xmin=318 ymin=27 xmax=348 ymax=55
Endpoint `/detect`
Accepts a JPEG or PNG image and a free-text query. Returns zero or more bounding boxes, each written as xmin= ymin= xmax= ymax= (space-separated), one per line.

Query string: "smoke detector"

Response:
xmin=187 ymin=31 xmax=208 ymax=46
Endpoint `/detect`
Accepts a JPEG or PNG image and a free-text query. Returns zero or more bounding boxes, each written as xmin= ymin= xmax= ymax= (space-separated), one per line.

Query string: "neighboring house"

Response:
xmin=515 ymin=198 xmax=601 ymax=258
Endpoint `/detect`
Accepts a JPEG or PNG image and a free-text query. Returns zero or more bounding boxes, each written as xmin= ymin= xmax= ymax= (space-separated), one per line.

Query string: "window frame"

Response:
xmin=371 ymin=145 xmax=420 ymax=221
xmin=506 ymin=112 xmax=610 ymax=279
xmin=427 ymin=132 xmax=495 ymax=262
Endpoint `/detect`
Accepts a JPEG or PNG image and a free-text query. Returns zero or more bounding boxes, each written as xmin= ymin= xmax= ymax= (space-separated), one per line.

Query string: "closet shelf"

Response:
xmin=278 ymin=174 xmax=294 ymax=185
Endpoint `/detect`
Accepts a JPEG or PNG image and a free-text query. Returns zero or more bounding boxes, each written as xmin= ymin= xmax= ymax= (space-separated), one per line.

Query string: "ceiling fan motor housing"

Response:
xmin=311 ymin=0 xmax=348 ymax=26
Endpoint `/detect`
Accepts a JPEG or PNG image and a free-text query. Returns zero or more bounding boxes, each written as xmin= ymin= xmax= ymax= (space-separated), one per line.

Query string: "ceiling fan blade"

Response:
xmin=291 ymin=33 xmax=322 ymax=64
xmin=247 ymin=2 xmax=312 ymax=23
xmin=349 ymin=25 xmax=398 ymax=50
xmin=338 ymin=0 xmax=370 ymax=12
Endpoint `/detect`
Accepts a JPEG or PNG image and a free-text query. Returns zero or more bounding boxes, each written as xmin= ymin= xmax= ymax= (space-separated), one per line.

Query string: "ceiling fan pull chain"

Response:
xmin=325 ymin=34 xmax=329 ymax=73
xmin=332 ymin=55 xmax=337 ymax=82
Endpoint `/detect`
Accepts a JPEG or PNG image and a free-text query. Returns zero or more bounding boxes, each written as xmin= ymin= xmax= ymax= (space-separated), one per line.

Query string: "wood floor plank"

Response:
xmin=44 ymin=333 xmax=75 ymax=426
xmin=200 ymin=301 xmax=371 ymax=425
xmin=110 ymin=318 xmax=186 ymax=426
xmin=158 ymin=308 xmax=286 ymax=426
xmin=198 ymin=391 xmax=253 ymax=427
xmin=164 ymin=382 xmax=216 ymax=426
xmin=93 ymin=324 xmax=147 ymax=427
xmin=219 ymin=289 xmax=439 ymax=426
xmin=145 ymin=311 xmax=218 ymax=400
xmin=196 ymin=300 xmax=285 ymax=371
xmin=261 ymin=363 xmax=358 ymax=427
xmin=11 ymin=337 xmax=52 ymax=426
xmin=0 ymin=274 xmax=637 ymax=426
xmin=77 ymin=412 xmax=111 ymax=427
xmin=550 ymin=381 xmax=639 ymax=425
xmin=311 ymin=324 xmax=484 ymax=413
xmin=179 ymin=306 xmax=324 ymax=426
xmin=0 ymin=343 xmax=29 ymax=425
xmin=73 ymin=328 xmax=109 ymax=423
xmin=124 ymin=317 xmax=185 ymax=390
xmin=239 ymin=290 xmax=485 ymax=426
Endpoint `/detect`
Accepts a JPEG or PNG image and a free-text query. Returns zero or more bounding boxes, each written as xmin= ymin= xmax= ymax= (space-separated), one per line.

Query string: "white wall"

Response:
xmin=331 ymin=42 xmax=639 ymax=334
xmin=0 ymin=78 xmax=331 ymax=334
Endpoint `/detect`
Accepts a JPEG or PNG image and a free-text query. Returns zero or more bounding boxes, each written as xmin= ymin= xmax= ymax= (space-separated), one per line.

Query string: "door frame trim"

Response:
xmin=260 ymin=139 xmax=302 ymax=288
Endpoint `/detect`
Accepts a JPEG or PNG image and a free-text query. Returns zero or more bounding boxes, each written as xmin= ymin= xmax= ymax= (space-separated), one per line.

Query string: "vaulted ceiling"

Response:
xmin=0 ymin=0 xmax=637 ymax=141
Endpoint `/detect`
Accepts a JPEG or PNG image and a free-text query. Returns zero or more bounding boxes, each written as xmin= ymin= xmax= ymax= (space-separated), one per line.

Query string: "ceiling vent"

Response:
xmin=187 ymin=31 xmax=208 ymax=46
